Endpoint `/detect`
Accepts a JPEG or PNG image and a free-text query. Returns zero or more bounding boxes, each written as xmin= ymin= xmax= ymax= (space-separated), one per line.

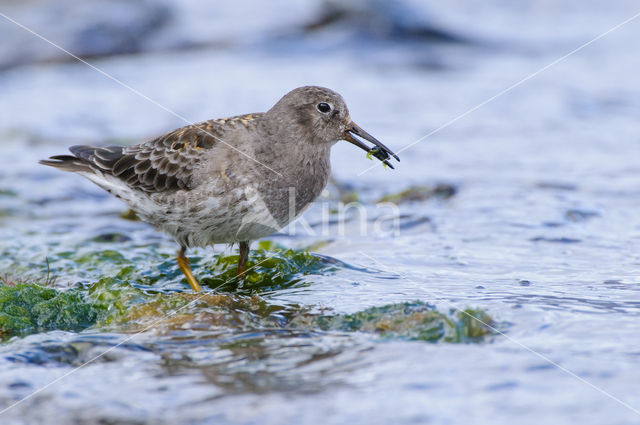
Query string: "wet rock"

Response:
xmin=377 ymin=183 xmax=457 ymax=204
xmin=0 ymin=282 xmax=101 ymax=338
xmin=339 ymin=190 xmax=360 ymax=204
xmin=398 ymin=215 xmax=433 ymax=231
xmin=565 ymin=209 xmax=599 ymax=222
xmin=535 ymin=181 xmax=578 ymax=191
xmin=303 ymin=0 xmax=468 ymax=43
xmin=121 ymin=293 xmax=277 ymax=332
xmin=0 ymin=0 xmax=171 ymax=69
xmin=529 ymin=236 xmax=581 ymax=244
xmin=291 ymin=301 xmax=495 ymax=343
xmin=326 ymin=177 xmax=360 ymax=204
xmin=603 ymin=280 xmax=627 ymax=289
xmin=1 ymin=274 xmax=495 ymax=345
xmin=542 ymin=209 xmax=599 ymax=229
xmin=542 ymin=222 xmax=564 ymax=228
xmin=91 ymin=233 xmax=132 ymax=243
xmin=7 ymin=381 xmax=31 ymax=389
xmin=200 ymin=241 xmax=337 ymax=294
xmin=0 ymin=189 xmax=18 ymax=197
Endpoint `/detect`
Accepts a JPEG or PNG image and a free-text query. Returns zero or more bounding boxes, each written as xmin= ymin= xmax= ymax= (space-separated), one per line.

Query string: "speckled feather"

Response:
xmin=40 ymin=86 xmax=395 ymax=249
xmin=49 ymin=117 xmax=256 ymax=193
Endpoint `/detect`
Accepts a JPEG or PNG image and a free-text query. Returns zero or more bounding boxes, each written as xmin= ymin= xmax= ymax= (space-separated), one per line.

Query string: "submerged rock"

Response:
xmin=535 ymin=181 xmax=578 ymax=191
xmin=1 ymin=0 xmax=171 ymax=69
xmin=111 ymin=295 xmax=496 ymax=343
xmin=90 ymin=233 xmax=132 ymax=243
xmin=1 ymin=276 xmax=495 ymax=344
xmin=529 ymin=236 xmax=581 ymax=244
xmin=291 ymin=301 xmax=494 ymax=343
xmin=304 ymin=0 xmax=468 ymax=43
xmin=120 ymin=292 xmax=283 ymax=333
xmin=1 ymin=238 xmax=494 ymax=343
xmin=565 ymin=209 xmax=600 ymax=222
xmin=377 ymin=183 xmax=457 ymax=204
xmin=199 ymin=241 xmax=338 ymax=294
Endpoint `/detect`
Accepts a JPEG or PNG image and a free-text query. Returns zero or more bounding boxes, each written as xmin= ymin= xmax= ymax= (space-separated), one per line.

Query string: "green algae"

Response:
xmin=0 ymin=278 xmax=496 ymax=343
xmin=95 ymin=292 xmax=495 ymax=343
xmin=454 ymin=308 xmax=495 ymax=340
xmin=198 ymin=241 xmax=336 ymax=294
xmin=0 ymin=240 xmax=338 ymax=338
xmin=0 ymin=189 xmax=18 ymax=197
xmin=0 ymin=188 xmax=19 ymax=218
xmin=339 ymin=191 xmax=360 ymax=204
xmin=377 ymin=184 xmax=457 ymax=204
xmin=0 ymin=282 xmax=102 ymax=338
xmin=0 ymin=242 xmax=495 ymax=343
xmin=3 ymin=240 xmax=334 ymax=293
xmin=86 ymin=277 xmax=149 ymax=323
xmin=119 ymin=292 xmax=285 ymax=332
xmin=114 ymin=295 xmax=495 ymax=344
xmin=290 ymin=302 xmax=494 ymax=343
xmin=120 ymin=209 xmax=141 ymax=221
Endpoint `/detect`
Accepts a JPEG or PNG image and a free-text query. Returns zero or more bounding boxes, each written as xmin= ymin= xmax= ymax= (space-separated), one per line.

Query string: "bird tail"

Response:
xmin=39 ymin=145 xmax=98 ymax=172
xmin=39 ymin=155 xmax=91 ymax=172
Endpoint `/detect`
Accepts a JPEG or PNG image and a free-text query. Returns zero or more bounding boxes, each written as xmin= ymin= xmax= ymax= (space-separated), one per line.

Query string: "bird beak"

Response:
xmin=344 ymin=122 xmax=400 ymax=169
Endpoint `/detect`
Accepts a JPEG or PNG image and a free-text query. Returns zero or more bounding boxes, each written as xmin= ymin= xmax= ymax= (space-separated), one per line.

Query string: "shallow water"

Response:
xmin=1 ymin=1 xmax=640 ymax=424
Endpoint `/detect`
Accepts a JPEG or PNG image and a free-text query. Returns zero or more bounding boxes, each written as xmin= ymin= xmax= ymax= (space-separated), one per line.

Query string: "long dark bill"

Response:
xmin=344 ymin=122 xmax=400 ymax=169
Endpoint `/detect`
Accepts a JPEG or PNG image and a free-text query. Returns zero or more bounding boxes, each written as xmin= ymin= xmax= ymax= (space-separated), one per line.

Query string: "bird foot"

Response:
xmin=177 ymin=248 xmax=201 ymax=292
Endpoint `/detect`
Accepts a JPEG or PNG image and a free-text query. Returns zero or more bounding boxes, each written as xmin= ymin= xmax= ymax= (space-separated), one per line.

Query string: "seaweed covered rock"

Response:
xmin=120 ymin=293 xmax=285 ymax=333
xmin=199 ymin=241 xmax=337 ymax=294
xmin=0 ymin=282 xmax=102 ymax=338
xmin=377 ymin=184 xmax=457 ymax=204
xmin=0 ymin=278 xmax=496 ymax=344
xmin=291 ymin=301 xmax=494 ymax=343
xmin=0 ymin=242 xmax=496 ymax=344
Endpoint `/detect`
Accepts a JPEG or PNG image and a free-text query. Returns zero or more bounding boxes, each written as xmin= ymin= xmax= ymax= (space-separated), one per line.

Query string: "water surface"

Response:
xmin=1 ymin=1 xmax=640 ymax=424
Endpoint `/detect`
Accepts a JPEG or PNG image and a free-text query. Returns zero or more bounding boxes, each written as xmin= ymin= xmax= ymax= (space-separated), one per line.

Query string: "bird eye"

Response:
xmin=316 ymin=102 xmax=332 ymax=113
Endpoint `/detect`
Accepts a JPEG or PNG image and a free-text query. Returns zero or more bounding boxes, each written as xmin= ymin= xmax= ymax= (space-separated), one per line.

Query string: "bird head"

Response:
xmin=266 ymin=86 xmax=400 ymax=168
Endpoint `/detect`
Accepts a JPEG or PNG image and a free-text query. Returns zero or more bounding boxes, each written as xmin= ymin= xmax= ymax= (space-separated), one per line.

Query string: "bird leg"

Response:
xmin=237 ymin=241 xmax=250 ymax=276
xmin=177 ymin=246 xmax=201 ymax=292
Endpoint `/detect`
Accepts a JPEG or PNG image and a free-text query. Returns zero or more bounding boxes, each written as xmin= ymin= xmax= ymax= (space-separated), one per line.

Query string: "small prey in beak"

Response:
xmin=344 ymin=122 xmax=400 ymax=169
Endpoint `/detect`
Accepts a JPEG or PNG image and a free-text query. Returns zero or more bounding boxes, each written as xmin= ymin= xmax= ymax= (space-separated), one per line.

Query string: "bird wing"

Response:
xmin=66 ymin=121 xmax=225 ymax=193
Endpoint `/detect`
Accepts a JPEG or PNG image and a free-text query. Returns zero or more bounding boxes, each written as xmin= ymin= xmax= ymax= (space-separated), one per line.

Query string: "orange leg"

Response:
xmin=177 ymin=246 xmax=201 ymax=292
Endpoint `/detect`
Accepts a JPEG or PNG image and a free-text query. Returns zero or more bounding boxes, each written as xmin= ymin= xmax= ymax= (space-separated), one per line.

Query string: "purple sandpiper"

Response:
xmin=40 ymin=86 xmax=399 ymax=291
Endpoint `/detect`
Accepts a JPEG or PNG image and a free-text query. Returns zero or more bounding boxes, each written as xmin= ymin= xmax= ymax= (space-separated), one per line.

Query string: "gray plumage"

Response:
xmin=41 ymin=86 xmax=399 ymax=284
